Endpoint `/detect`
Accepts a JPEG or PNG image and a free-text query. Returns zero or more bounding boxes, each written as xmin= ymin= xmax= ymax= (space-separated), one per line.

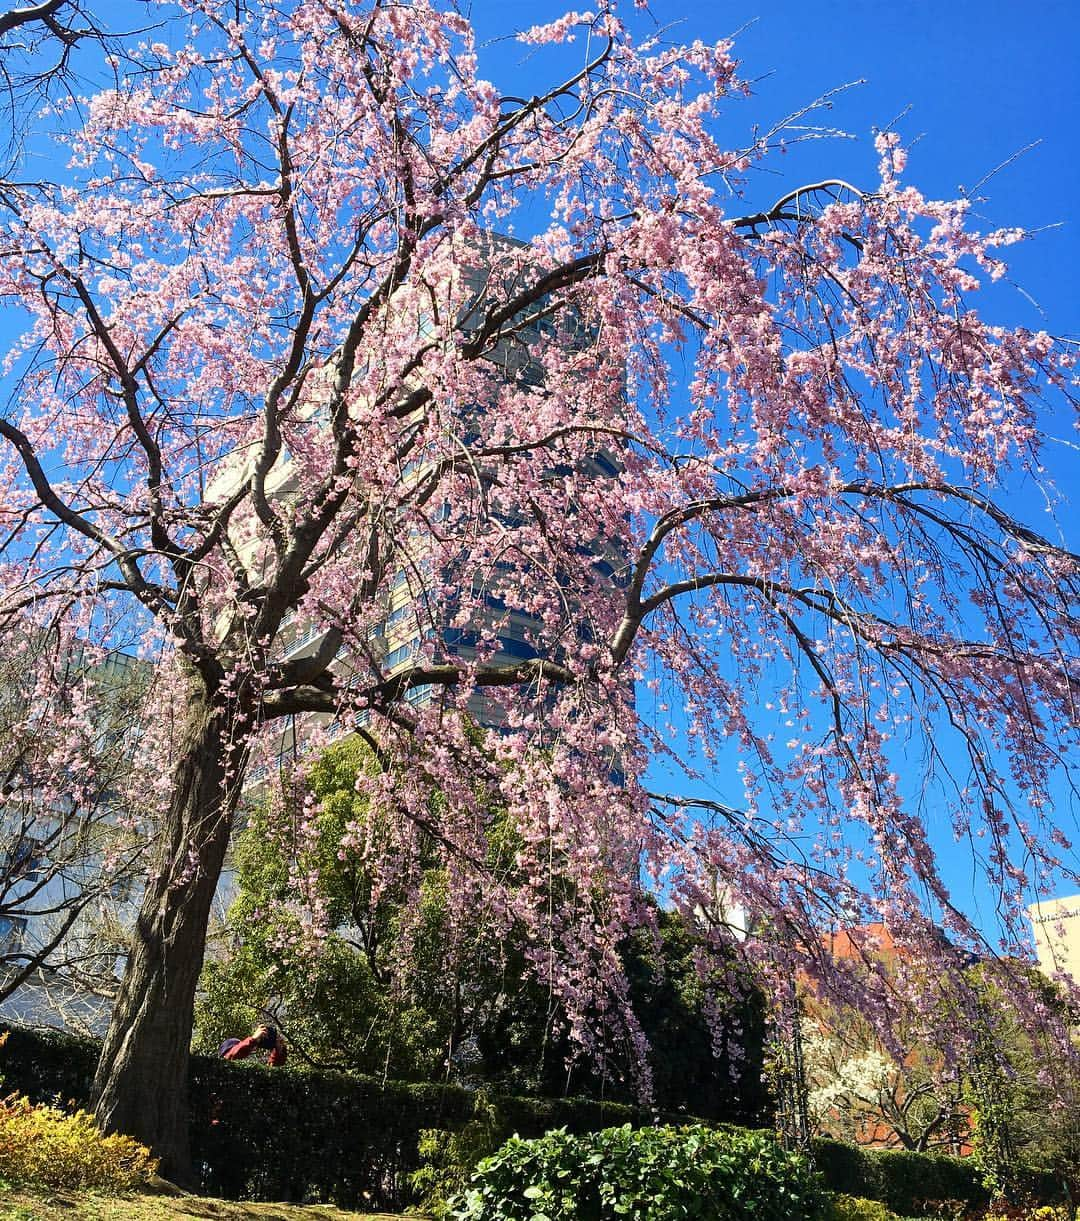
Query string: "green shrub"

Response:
xmin=451 ymin=1123 xmax=830 ymax=1220
xmin=813 ymin=1139 xmax=990 ymax=1216
xmin=984 ymin=1208 xmax=1080 ymax=1221
xmin=0 ymin=1023 xmax=657 ymax=1210
xmin=829 ymin=1196 xmax=901 ymax=1221
xmin=412 ymin=1088 xmax=508 ymax=1218
xmin=0 ymin=1093 xmax=157 ymax=1191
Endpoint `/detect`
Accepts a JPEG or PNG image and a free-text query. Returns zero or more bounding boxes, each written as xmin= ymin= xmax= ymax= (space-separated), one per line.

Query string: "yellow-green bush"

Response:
xmin=986 ymin=1208 xmax=1080 ymax=1221
xmin=829 ymin=1195 xmax=901 ymax=1221
xmin=0 ymin=1093 xmax=158 ymax=1191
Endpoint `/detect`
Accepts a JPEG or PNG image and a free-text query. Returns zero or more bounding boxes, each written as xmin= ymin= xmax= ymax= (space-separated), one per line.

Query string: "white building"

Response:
xmin=1028 ymin=894 xmax=1080 ymax=985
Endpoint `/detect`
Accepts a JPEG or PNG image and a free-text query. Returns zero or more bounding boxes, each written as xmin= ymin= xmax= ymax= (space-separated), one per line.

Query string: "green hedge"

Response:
xmin=0 ymin=1023 xmax=662 ymax=1208
xmin=4 ymin=1023 xmax=1064 ymax=1213
xmin=189 ymin=1057 xmax=654 ymax=1206
xmin=0 ymin=1022 xmax=100 ymax=1102
xmin=814 ymin=1139 xmax=989 ymax=1215
xmin=812 ymin=1138 xmax=1071 ymax=1213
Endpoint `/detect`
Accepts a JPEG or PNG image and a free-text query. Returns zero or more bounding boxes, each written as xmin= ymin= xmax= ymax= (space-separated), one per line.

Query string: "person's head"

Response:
xmin=253 ymin=1023 xmax=278 ymax=1050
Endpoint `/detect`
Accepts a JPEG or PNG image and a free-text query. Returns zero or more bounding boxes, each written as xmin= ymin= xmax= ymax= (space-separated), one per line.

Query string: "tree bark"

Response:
xmin=91 ymin=671 xmax=247 ymax=1185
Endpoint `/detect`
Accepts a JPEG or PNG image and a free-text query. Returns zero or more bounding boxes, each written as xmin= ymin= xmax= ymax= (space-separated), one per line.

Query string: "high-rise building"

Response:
xmin=1028 ymin=894 xmax=1080 ymax=984
xmin=241 ymin=234 xmax=624 ymax=782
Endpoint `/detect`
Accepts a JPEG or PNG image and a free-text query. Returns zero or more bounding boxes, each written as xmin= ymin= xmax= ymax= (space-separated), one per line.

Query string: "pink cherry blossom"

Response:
xmin=0 ymin=0 xmax=1075 ymax=1179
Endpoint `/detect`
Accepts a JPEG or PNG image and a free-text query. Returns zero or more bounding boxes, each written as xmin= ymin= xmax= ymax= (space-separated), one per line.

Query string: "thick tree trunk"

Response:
xmin=91 ymin=674 xmax=247 ymax=1185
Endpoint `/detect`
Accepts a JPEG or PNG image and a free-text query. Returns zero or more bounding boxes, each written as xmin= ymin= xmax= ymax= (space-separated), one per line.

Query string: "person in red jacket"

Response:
xmin=220 ymin=1023 xmax=287 ymax=1066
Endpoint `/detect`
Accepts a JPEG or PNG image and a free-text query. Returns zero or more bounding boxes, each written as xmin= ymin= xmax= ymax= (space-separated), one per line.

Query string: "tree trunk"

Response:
xmin=91 ymin=673 xmax=247 ymax=1185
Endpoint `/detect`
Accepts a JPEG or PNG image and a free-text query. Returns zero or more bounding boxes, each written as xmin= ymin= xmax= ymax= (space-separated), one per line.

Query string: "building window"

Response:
xmin=3 ymin=840 xmax=42 ymax=883
xmin=497 ymin=638 xmax=538 ymax=660
xmin=385 ymin=638 xmax=421 ymax=670
xmin=0 ymin=914 xmax=28 ymax=950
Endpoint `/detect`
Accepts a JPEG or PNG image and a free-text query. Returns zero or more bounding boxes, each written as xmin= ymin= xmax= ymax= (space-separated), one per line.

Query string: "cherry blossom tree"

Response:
xmin=0 ymin=0 xmax=1075 ymax=1181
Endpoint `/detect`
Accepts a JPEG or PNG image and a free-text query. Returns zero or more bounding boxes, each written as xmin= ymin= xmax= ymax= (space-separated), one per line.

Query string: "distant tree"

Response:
xmin=0 ymin=0 xmax=1074 ymax=1179
xmin=802 ymin=1016 xmax=968 ymax=1154
xmin=964 ymin=966 xmax=1080 ymax=1192
xmin=802 ymin=955 xmax=1080 ymax=1169
xmin=194 ymin=737 xmax=457 ymax=1082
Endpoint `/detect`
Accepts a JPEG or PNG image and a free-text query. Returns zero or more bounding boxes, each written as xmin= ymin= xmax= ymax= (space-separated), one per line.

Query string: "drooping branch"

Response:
xmin=730 ymin=179 xmax=868 ymax=233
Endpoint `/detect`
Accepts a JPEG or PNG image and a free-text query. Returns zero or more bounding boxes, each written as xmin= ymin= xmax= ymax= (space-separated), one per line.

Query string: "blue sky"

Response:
xmin=474 ymin=0 xmax=1079 ymax=341
xmin=65 ymin=0 xmax=1077 ymax=322
xmin=469 ymin=1 xmax=1080 ymax=935
xmin=11 ymin=1 xmax=1079 ymax=938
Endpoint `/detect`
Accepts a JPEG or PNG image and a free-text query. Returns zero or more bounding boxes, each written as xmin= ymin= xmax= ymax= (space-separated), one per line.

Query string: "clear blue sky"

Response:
xmin=473 ymin=0 xmax=1079 ymax=340
xmin=471 ymin=1 xmax=1080 ymax=937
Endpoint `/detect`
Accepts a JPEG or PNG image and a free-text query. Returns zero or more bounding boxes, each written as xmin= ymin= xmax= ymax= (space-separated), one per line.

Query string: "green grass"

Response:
xmin=0 ymin=1181 xmax=426 ymax=1221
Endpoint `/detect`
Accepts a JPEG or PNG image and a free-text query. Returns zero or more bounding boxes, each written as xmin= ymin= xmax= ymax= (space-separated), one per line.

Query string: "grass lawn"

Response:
xmin=0 ymin=1183 xmax=427 ymax=1221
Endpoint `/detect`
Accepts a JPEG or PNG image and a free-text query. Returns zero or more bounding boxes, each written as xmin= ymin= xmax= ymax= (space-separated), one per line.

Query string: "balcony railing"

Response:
xmin=269 ymin=621 xmax=327 ymax=662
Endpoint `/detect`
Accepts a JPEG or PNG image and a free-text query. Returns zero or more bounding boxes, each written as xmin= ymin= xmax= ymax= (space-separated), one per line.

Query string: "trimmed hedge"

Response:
xmin=3 ymin=1023 xmax=1066 ymax=1212
xmin=813 ymin=1139 xmax=989 ymax=1214
xmin=813 ymin=1138 xmax=1070 ymax=1213
xmin=0 ymin=1023 xmax=663 ymax=1208
xmin=0 ymin=1022 xmax=100 ymax=1103
xmin=190 ymin=1056 xmax=657 ymax=1206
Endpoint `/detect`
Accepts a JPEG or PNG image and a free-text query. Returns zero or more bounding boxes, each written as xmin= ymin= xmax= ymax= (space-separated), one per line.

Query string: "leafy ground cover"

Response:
xmin=0 ymin=1182 xmax=424 ymax=1221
